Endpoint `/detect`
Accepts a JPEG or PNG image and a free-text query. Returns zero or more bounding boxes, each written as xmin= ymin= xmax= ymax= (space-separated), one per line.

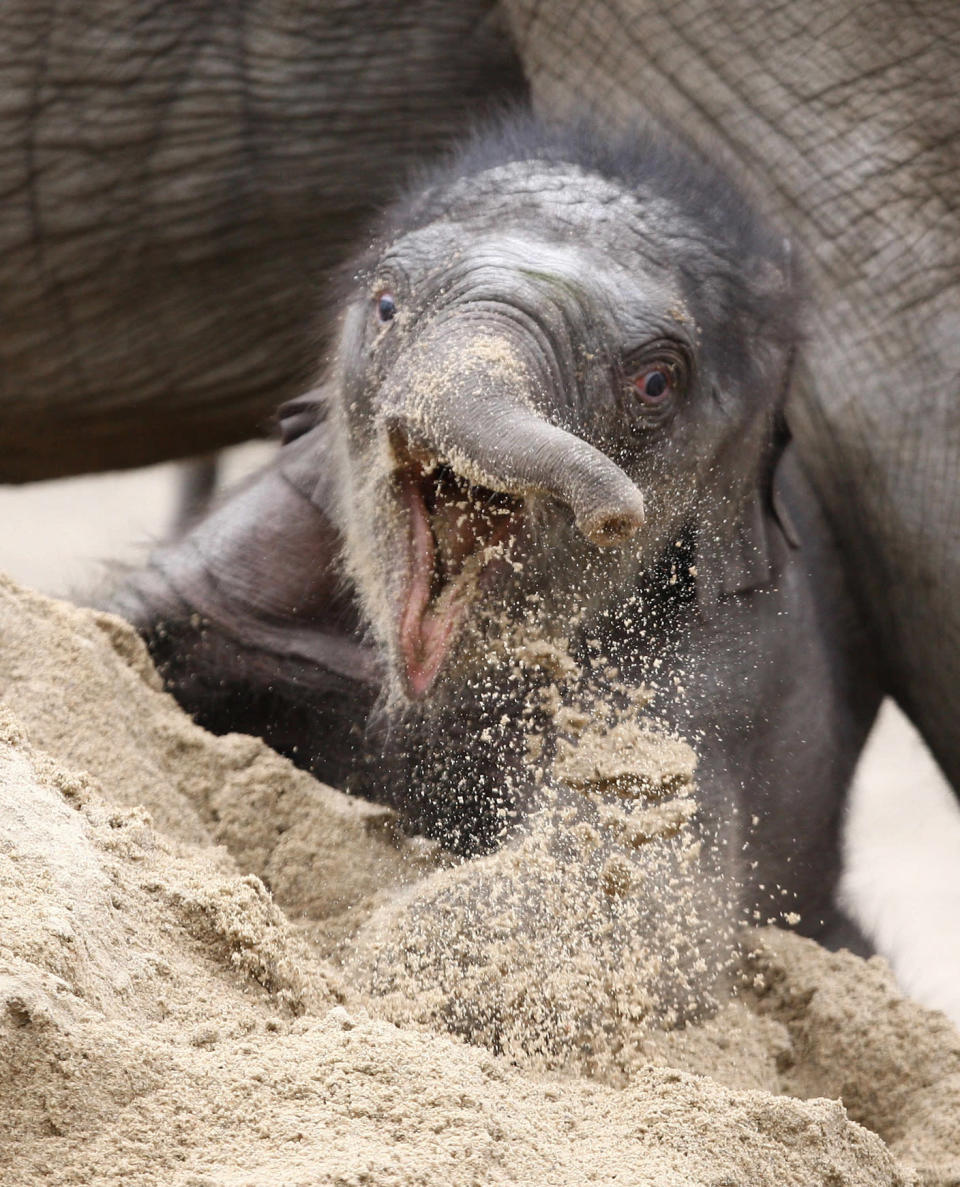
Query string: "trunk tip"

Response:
xmin=580 ymin=501 xmax=645 ymax=547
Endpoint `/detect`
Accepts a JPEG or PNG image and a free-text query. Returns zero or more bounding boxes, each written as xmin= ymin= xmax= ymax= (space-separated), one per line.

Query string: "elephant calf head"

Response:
xmin=113 ymin=113 xmax=802 ymax=842
xmin=307 ymin=115 xmax=799 ymax=702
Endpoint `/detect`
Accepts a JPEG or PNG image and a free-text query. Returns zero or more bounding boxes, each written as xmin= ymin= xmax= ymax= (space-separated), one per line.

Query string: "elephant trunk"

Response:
xmin=381 ymin=329 xmax=645 ymax=546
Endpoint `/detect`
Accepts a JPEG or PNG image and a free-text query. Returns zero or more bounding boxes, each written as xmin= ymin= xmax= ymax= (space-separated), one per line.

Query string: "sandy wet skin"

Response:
xmin=1 ymin=576 xmax=958 ymax=1185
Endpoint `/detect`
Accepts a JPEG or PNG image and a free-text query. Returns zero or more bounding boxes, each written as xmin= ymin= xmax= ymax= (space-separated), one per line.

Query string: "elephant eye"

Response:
xmin=630 ymin=362 xmax=679 ymax=406
xmin=376 ymin=292 xmax=397 ymax=323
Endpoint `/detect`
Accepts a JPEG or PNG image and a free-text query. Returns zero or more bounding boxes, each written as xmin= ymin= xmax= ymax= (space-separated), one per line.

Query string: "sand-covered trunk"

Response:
xmin=1 ymin=574 xmax=957 ymax=1185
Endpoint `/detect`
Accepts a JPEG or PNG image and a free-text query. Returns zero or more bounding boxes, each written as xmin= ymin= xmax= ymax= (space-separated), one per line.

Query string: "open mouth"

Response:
xmin=395 ymin=449 xmax=523 ymax=698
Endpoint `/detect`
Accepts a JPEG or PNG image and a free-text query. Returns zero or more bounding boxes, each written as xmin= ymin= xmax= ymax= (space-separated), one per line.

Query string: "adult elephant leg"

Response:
xmin=502 ymin=0 xmax=960 ymax=792
xmin=173 ymin=455 xmax=220 ymax=535
xmin=0 ymin=0 xmax=525 ymax=481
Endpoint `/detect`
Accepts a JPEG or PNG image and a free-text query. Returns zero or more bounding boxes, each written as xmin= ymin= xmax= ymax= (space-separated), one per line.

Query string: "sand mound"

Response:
xmin=1 ymin=574 xmax=958 ymax=1185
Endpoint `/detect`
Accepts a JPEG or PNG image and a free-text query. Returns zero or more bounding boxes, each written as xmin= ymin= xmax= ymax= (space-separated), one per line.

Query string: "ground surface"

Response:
xmin=2 ymin=575 xmax=958 ymax=1185
xmin=1 ymin=448 xmax=959 ymax=1027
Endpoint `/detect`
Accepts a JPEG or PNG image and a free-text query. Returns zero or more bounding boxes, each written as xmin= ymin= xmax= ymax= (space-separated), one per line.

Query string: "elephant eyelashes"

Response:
xmin=376 ymin=292 xmax=397 ymax=323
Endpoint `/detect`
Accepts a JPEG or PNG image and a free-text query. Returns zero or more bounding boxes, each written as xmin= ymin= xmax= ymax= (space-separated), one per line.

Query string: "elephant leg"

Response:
xmin=818 ymin=910 xmax=874 ymax=959
xmin=172 ymin=455 xmax=220 ymax=536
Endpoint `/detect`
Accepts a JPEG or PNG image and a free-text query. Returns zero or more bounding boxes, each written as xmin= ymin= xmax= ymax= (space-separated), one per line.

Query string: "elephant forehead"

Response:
xmin=416 ymin=161 xmax=690 ymax=265
xmin=385 ymin=224 xmax=688 ymax=330
xmin=380 ymin=226 xmax=690 ymax=349
xmin=438 ymin=160 xmax=647 ymax=221
xmin=462 ymin=232 xmax=681 ymax=319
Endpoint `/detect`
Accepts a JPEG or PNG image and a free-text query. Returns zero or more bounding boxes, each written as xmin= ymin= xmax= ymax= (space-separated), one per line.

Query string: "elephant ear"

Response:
xmin=277 ymin=390 xmax=328 ymax=445
xmin=276 ymin=389 xmax=338 ymax=506
xmin=694 ymin=350 xmax=801 ymax=607
xmin=689 ymin=228 xmax=801 ymax=604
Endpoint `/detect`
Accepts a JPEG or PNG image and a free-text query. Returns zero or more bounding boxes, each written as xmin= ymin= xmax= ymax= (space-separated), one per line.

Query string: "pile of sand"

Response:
xmin=1 ymin=573 xmax=958 ymax=1185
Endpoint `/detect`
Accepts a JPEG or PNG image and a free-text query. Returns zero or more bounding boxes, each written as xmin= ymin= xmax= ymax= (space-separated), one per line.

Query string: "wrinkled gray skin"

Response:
xmin=116 ymin=123 xmax=882 ymax=948
xmin=2 ymin=0 xmax=955 ymax=816
xmin=0 ymin=0 xmax=524 ymax=479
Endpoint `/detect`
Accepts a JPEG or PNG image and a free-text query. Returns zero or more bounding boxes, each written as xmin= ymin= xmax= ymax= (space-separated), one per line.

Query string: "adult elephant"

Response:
xmin=0 ymin=0 xmax=525 ymax=480
xmin=500 ymin=0 xmax=960 ymax=796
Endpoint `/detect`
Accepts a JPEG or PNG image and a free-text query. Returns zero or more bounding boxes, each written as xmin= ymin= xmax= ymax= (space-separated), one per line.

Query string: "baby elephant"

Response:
xmin=114 ymin=115 xmax=882 ymax=949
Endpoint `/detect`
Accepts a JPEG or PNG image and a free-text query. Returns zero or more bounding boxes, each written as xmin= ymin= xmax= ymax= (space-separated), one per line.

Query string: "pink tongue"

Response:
xmin=398 ymin=480 xmax=468 ymax=698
